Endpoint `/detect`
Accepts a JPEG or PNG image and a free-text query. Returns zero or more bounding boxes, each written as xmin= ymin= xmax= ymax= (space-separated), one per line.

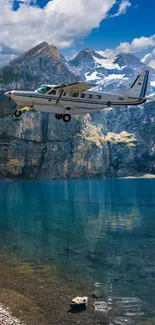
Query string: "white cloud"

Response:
xmin=142 ymin=49 xmax=155 ymax=69
xmin=110 ymin=0 xmax=131 ymax=17
xmin=0 ymin=43 xmax=20 ymax=66
xmin=0 ymin=0 xmax=131 ymax=54
xmin=117 ymin=35 xmax=155 ymax=53
xmin=98 ymin=49 xmax=116 ymax=58
xmin=100 ymin=35 xmax=155 ymax=59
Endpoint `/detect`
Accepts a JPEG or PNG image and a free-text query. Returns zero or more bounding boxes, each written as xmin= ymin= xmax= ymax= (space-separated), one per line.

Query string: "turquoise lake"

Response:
xmin=0 ymin=179 xmax=155 ymax=325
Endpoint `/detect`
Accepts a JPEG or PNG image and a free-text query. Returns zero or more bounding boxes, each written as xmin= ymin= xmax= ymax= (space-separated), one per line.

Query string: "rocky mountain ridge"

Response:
xmin=0 ymin=42 xmax=155 ymax=180
xmin=0 ymin=42 xmax=79 ymax=90
xmin=1 ymin=42 xmax=155 ymax=93
xmin=70 ymin=49 xmax=155 ymax=93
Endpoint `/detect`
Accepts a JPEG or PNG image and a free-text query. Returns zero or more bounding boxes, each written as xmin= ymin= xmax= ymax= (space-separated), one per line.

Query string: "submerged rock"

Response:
xmin=92 ymin=293 xmax=103 ymax=299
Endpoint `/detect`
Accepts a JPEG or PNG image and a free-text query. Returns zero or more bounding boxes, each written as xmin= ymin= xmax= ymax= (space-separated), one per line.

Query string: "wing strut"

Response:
xmin=56 ymin=88 xmax=64 ymax=104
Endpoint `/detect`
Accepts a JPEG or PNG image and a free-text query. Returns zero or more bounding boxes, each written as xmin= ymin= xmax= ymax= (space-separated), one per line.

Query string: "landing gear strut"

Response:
xmin=14 ymin=109 xmax=22 ymax=117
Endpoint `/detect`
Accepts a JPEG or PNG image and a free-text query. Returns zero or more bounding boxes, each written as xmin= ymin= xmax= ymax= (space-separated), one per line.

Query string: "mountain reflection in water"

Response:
xmin=0 ymin=179 xmax=155 ymax=324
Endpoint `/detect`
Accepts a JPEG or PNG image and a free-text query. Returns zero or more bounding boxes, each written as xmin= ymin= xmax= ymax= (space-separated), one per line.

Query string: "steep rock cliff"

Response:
xmin=0 ymin=43 xmax=155 ymax=179
xmin=0 ymin=102 xmax=155 ymax=179
xmin=0 ymin=42 xmax=79 ymax=90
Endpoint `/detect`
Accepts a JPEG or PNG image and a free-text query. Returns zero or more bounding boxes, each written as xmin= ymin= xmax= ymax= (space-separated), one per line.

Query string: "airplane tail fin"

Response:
xmin=130 ymin=70 xmax=149 ymax=98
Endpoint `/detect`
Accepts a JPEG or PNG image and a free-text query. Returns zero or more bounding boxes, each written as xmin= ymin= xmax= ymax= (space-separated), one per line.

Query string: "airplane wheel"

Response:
xmin=107 ymin=101 xmax=112 ymax=107
xmin=55 ymin=113 xmax=63 ymax=120
xmin=63 ymin=114 xmax=71 ymax=122
xmin=14 ymin=110 xmax=22 ymax=117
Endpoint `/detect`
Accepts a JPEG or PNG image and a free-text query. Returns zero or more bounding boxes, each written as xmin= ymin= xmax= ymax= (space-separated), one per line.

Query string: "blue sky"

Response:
xmin=0 ymin=0 xmax=155 ymax=66
xmin=61 ymin=0 xmax=155 ymax=58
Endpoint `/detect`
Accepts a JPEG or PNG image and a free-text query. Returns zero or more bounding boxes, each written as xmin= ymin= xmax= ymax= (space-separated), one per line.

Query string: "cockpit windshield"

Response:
xmin=36 ymin=85 xmax=51 ymax=94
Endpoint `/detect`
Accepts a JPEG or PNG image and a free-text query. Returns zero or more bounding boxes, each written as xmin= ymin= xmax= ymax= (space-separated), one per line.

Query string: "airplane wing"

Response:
xmin=53 ymin=81 xmax=95 ymax=104
xmin=53 ymin=81 xmax=95 ymax=92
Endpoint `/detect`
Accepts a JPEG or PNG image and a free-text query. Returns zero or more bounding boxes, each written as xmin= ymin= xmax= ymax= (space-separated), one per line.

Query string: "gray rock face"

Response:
xmin=1 ymin=103 xmax=155 ymax=179
xmin=0 ymin=112 xmax=108 ymax=179
xmin=0 ymin=42 xmax=79 ymax=90
xmin=0 ymin=42 xmax=155 ymax=179
xmin=69 ymin=48 xmax=106 ymax=78
xmin=71 ymin=50 xmax=155 ymax=93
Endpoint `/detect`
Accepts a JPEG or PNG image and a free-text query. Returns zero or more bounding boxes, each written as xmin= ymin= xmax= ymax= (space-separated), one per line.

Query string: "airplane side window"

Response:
xmin=89 ymin=94 xmax=94 ymax=99
xmin=49 ymin=90 xmax=56 ymax=95
xmin=72 ymin=92 xmax=79 ymax=97
xmin=96 ymin=94 xmax=102 ymax=100
xmin=81 ymin=93 xmax=85 ymax=98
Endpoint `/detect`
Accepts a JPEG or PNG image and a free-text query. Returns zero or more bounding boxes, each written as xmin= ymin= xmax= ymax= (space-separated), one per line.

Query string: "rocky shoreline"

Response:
xmin=1 ymin=173 xmax=155 ymax=181
xmin=0 ymin=250 xmax=155 ymax=325
xmin=0 ymin=305 xmax=25 ymax=325
xmin=0 ymin=251 xmax=108 ymax=325
xmin=122 ymin=173 xmax=155 ymax=178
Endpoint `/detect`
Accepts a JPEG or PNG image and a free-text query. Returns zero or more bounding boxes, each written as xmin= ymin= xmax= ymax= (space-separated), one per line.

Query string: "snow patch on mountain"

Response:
xmin=94 ymin=55 xmax=121 ymax=70
xmin=103 ymin=74 xmax=128 ymax=82
xmin=150 ymin=81 xmax=155 ymax=87
xmin=85 ymin=71 xmax=102 ymax=81
xmin=93 ymin=73 xmax=129 ymax=91
xmin=85 ymin=71 xmax=129 ymax=88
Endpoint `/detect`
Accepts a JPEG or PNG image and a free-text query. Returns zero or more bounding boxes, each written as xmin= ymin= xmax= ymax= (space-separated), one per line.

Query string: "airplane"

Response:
xmin=4 ymin=70 xmax=151 ymax=122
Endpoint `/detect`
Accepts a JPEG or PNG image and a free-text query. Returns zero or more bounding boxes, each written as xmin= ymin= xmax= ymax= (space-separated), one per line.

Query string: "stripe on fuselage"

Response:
xmin=14 ymin=92 xmax=144 ymax=107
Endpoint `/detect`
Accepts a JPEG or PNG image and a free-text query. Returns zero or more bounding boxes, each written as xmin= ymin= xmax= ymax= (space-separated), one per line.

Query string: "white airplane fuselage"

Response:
xmin=5 ymin=70 xmax=149 ymax=121
xmin=9 ymin=89 xmax=146 ymax=115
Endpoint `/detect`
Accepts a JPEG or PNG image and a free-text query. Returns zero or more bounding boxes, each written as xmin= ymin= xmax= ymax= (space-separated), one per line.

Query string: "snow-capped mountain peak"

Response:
xmin=0 ymin=42 xmax=79 ymax=90
xmin=70 ymin=49 xmax=155 ymax=93
xmin=0 ymin=42 xmax=155 ymax=95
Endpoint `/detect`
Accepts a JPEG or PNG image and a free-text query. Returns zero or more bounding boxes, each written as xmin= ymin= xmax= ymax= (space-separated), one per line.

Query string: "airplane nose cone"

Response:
xmin=4 ymin=91 xmax=11 ymax=97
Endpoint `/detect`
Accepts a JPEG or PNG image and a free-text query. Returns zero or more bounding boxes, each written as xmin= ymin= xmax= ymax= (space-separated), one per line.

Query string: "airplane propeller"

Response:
xmin=0 ymin=90 xmax=13 ymax=103
xmin=7 ymin=92 xmax=11 ymax=103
